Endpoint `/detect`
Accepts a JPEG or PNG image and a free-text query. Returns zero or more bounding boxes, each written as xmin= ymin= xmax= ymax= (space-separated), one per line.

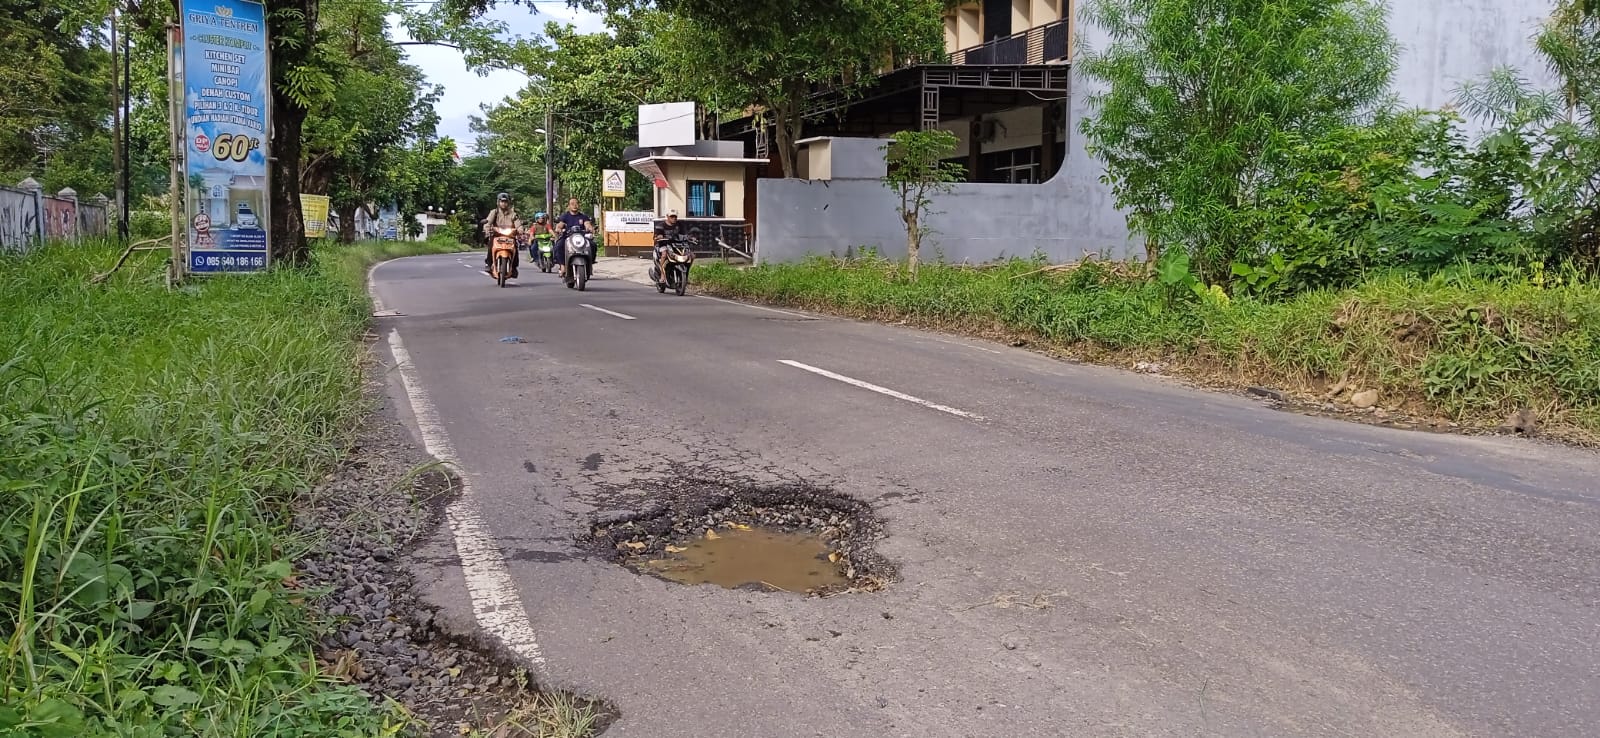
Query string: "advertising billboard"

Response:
xmin=180 ymin=0 xmax=271 ymax=273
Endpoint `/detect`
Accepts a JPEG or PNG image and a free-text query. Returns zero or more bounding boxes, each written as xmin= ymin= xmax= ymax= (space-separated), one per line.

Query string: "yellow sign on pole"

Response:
xmin=602 ymin=169 xmax=626 ymax=198
xmin=301 ymin=194 xmax=331 ymax=238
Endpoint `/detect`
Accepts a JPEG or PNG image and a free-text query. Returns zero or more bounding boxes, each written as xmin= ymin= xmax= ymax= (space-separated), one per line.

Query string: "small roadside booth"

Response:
xmin=626 ymin=148 xmax=765 ymax=256
xmin=623 ymin=102 xmax=766 ymax=257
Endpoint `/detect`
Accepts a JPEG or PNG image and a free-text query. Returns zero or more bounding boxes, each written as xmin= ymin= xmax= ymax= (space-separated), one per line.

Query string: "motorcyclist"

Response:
xmin=482 ymin=192 xmax=521 ymax=278
xmin=528 ymin=212 xmax=553 ymax=263
xmin=653 ymin=211 xmax=688 ymax=287
xmin=552 ymin=197 xmax=595 ymax=278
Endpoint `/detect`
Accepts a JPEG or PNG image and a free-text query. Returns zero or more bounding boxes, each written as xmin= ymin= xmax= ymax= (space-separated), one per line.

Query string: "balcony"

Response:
xmin=949 ymin=18 xmax=1069 ymax=66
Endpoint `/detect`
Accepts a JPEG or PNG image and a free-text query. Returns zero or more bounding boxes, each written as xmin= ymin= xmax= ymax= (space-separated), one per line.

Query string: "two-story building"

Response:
xmin=721 ymin=0 xmax=1073 ymax=186
xmin=711 ymin=0 xmax=1557 ymax=265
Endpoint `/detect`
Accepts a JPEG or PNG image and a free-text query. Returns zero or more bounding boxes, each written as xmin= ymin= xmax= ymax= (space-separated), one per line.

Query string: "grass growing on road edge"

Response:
xmin=0 ymin=237 xmax=472 ymax=737
xmin=696 ymin=257 xmax=1600 ymax=442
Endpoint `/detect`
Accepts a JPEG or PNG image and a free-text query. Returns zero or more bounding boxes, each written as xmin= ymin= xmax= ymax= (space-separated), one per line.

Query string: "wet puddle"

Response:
xmin=637 ymin=527 xmax=848 ymax=592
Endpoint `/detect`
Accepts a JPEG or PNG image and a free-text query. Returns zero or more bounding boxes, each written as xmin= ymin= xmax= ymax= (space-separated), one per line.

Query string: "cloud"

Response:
xmin=390 ymin=2 xmax=609 ymax=155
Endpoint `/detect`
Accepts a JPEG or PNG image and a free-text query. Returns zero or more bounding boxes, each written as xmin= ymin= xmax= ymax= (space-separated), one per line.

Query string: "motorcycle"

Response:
xmin=488 ymin=226 xmax=518 ymax=287
xmin=563 ymin=225 xmax=594 ymax=291
xmin=532 ymin=230 xmax=555 ymax=273
xmin=650 ymin=235 xmax=696 ymax=296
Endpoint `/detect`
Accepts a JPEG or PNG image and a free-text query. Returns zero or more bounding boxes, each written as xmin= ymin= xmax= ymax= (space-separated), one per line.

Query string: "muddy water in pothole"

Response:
xmin=638 ymin=528 xmax=848 ymax=592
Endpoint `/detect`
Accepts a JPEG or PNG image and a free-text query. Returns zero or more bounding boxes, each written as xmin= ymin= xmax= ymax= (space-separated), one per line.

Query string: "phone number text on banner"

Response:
xmin=181 ymin=0 xmax=272 ymax=273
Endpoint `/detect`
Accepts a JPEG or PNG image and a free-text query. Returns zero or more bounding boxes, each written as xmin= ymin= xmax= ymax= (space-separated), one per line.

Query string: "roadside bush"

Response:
xmin=0 ymin=240 xmax=449 ymax=736
xmin=129 ymin=211 xmax=169 ymax=241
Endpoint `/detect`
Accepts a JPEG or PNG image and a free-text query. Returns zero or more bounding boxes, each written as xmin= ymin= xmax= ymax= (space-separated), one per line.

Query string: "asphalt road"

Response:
xmin=371 ymin=253 xmax=1600 ymax=738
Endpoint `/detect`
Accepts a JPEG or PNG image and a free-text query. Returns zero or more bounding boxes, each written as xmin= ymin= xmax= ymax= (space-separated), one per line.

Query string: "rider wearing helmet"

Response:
xmin=482 ymin=192 xmax=521 ymax=278
xmin=528 ymin=211 xmax=553 ymax=261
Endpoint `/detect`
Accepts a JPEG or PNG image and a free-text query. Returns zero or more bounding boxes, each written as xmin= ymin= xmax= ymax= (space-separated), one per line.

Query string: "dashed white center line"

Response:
xmin=778 ymin=359 xmax=984 ymax=421
xmin=581 ymin=304 xmax=637 ymax=320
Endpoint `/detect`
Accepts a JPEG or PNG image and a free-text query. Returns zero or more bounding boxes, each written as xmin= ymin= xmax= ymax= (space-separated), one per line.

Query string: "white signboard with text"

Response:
xmin=604 ymin=210 xmax=656 ymax=233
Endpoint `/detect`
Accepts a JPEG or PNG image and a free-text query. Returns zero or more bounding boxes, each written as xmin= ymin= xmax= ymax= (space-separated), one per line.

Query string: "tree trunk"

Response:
xmin=265 ymin=0 xmax=319 ymax=266
xmin=773 ymin=109 xmax=798 ymax=178
xmin=906 ymin=211 xmax=920 ymax=281
xmin=771 ymin=86 xmax=808 ymax=178
xmin=269 ymin=97 xmax=309 ymax=265
xmin=337 ymin=202 xmax=357 ymax=243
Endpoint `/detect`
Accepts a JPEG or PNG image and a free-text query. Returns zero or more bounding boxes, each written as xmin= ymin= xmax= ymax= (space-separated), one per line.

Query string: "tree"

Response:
xmin=1446 ymin=0 xmax=1600 ymax=270
xmin=300 ymin=0 xmax=443 ymax=242
xmin=647 ymin=0 xmax=944 ymax=177
xmin=1077 ymin=0 xmax=1398 ymax=281
xmin=882 ymin=129 xmax=963 ymax=280
xmin=1530 ymin=0 xmax=1600 ymax=264
xmin=521 ymin=14 xmax=666 ymax=206
xmin=0 ymin=0 xmax=114 ymax=192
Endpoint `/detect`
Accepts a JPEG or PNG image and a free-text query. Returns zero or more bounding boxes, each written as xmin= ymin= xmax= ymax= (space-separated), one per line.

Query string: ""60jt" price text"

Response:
xmin=211 ymin=133 xmax=260 ymax=162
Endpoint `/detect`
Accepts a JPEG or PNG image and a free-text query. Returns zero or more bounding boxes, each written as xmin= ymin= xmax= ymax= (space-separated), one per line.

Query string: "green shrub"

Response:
xmin=0 ymin=240 xmax=450 ymax=736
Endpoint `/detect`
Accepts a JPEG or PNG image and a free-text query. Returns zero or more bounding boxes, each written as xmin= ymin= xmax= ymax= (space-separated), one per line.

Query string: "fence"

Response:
xmin=0 ymin=178 xmax=111 ymax=254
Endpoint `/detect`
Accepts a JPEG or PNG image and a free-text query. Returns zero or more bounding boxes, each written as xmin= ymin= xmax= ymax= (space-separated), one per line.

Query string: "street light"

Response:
xmin=534 ymin=119 xmax=552 ymax=216
xmin=483 ymin=67 xmax=555 ymax=216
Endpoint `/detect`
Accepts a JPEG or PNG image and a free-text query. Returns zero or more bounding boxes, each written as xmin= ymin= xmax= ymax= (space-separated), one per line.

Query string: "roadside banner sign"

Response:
xmin=603 ymin=210 xmax=655 ymax=233
xmin=180 ymin=0 xmax=271 ymax=273
xmin=602 ymin=169 xmax=626 ymax=198
xmin=301 ymin=194 xmax=330 ymax=238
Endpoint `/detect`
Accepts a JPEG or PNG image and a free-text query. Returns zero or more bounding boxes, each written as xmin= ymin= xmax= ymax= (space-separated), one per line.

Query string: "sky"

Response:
xmin=390 ymin=2 xmax=609 ymax=155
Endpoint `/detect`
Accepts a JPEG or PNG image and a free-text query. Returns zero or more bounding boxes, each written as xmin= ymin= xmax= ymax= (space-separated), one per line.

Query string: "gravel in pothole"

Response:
xmin=584 ymin=484 xmax=895 ymax=595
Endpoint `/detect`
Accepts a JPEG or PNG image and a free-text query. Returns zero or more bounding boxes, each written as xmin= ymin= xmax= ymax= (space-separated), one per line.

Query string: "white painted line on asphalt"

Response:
xmin=367 ymin=259 xmax=394 ymax=313
xmin=929 ymin=336 xmax=1003 ymax=354
xmin=696 ymin=294 xmax=815 ymax=319
xmin=581 ymin=304 xmax=637 ymax=320
xmin=386 ymin=329 xmax=548 ymax=672
xmin=778 ymin=360 xmax=984 ymax=421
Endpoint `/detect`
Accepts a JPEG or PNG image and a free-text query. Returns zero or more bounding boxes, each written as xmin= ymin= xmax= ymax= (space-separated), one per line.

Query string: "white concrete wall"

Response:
xmin=758 ymin=0 xmax=1562 ymax=265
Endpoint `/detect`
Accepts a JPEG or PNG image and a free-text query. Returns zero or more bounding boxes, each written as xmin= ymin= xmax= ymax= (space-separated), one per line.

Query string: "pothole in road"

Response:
xmin=583 ymin=485 xmax=894 ymax=596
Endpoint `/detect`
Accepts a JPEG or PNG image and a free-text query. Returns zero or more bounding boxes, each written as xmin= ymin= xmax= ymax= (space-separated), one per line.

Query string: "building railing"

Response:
xmin=948 ymin=18 xmax=1070 ymax=66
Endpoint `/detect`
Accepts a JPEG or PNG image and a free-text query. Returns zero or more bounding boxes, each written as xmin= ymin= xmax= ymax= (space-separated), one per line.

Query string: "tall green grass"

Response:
xmin=698 ymin=257 xmax=1600 ymax=440
xmin=0 ymin=238 xmax=460 ymax=736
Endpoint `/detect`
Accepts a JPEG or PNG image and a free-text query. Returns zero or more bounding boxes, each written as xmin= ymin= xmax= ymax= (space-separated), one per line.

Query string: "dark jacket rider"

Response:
xmin=653 ymin=211 xmax=687 ymax=286
xmin=552 ymin=197 xmax=595 ymax=277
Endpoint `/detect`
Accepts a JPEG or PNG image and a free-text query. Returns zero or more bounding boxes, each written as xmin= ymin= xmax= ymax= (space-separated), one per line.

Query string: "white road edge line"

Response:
xmin=366 ymin=259 xmax=394 ymax=312
xmin=778 ymin=359 xmax=984 ymax=421
xmin=386 ymin=329 xmax=549 ymax=671
xmin=930 ymin=336 xmax=1003 ymax=354
xmin=696 ymin=294 xmax=815 ymax=319
xmin=581 ymin=303 xmax=637 ymax=320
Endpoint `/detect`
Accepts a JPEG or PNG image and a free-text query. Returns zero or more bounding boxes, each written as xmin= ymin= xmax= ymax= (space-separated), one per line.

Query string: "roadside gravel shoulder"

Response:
xmin=290 ymin=338 xmax=611 ymax=736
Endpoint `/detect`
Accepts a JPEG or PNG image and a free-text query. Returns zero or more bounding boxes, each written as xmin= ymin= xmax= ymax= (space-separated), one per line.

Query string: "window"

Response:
xmin=975 ymin=143 xmax=1067 ymax=184
xmin=686 ymin=180 xmax=725 ymax=218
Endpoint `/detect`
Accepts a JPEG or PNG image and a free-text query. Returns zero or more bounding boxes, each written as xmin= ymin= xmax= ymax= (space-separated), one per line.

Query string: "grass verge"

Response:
xmin=0 ymin=237 xmax=538 ymax=738
xmin=696 ymin=256 xmax=1600 ymax=443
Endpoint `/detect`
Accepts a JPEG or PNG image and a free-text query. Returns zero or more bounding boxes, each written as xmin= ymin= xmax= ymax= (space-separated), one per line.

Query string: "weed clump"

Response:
xmin=0 ymin=239 xmax=458 ymax=735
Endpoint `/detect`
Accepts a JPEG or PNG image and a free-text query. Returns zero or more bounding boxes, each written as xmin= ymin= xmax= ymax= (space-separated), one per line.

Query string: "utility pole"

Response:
xmin=111 ymin=4 xmax=125 ymax=241
xmin=544 ymin=108 xmax=553 ymax=216
xmin=121 ymin=3 xmax=132 ymax=240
